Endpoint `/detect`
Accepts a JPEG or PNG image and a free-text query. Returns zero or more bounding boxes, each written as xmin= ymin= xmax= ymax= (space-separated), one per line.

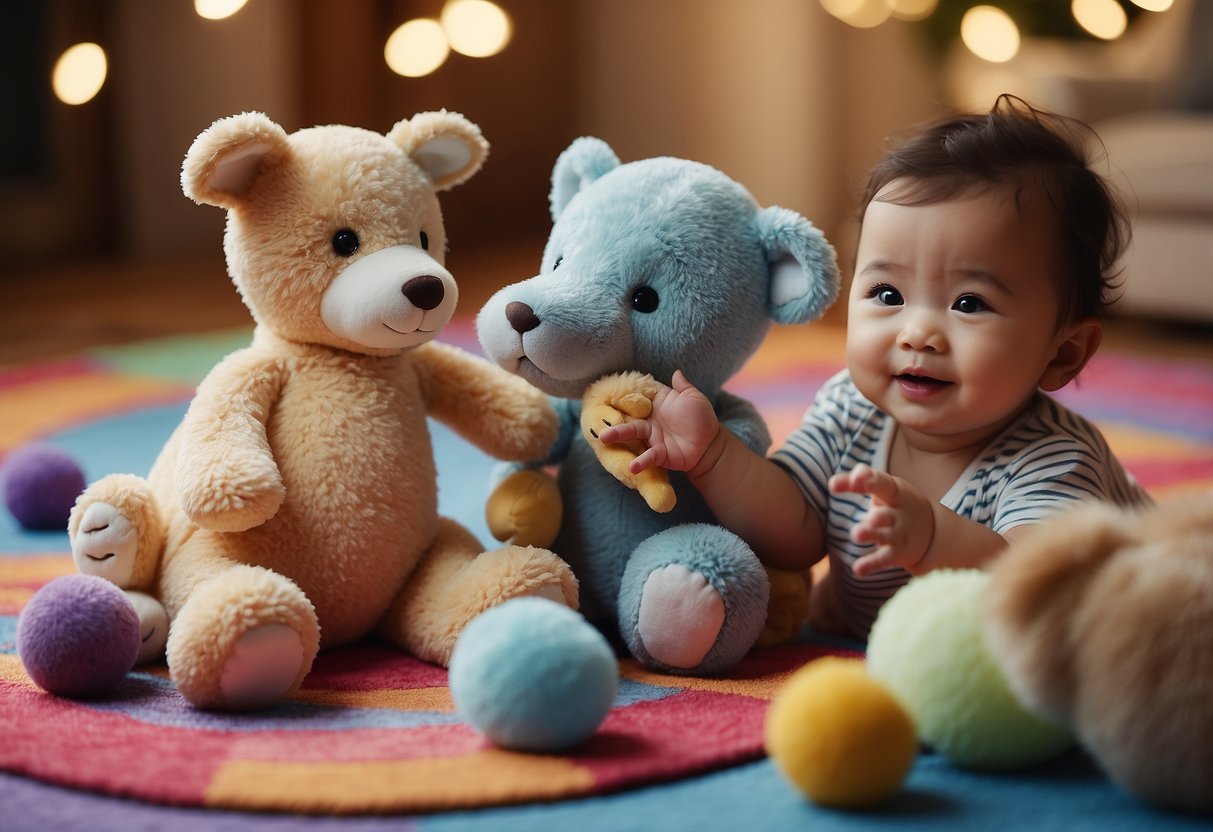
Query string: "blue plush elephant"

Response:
xmin=477 ymin=137 xmax=839 ymax=675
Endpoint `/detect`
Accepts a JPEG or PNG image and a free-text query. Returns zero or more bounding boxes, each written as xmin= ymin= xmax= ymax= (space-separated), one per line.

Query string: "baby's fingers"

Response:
xmin=830 ymin=464 xmax=900 ymax=505
xmin=597 ymin=421 xmax=648 ymax=445
xmin=852 ymin=546 xmax=897 ymax=577
xmin=828 ymin=463 xmax=873 ymax=495
xmin=629 ymin=446 xmax=661 ymax=474
xmin=849 ymin=506 xmax=894 ymax=545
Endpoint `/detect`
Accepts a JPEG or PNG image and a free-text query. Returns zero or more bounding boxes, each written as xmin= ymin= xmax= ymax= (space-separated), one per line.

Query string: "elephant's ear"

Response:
xmin=549 ymin=137 xmax=620 ymax=221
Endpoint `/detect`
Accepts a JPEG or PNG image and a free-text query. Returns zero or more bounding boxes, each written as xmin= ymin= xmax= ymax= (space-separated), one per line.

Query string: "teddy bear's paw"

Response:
xmin=181 ymin=474 xmax=286 ymax=533
xmin=71 ymin=502 xmax=140 ymax=588
xmin=612 ymin=392 xmax=654 ymax=419
xmin=485 ymin=469 xmax=562 ymax=548
xmin=636 ymin=564 xmax=724 ymax=669
xmin=125 ymin=590 xmax=169 ymax=665
xmin=583 ymin=372 xmax=659 ymax=412
xmin=756 ymin=566 xmax=811 ymax=648
xmin=218 ymin=623 xmax=305 ymax=710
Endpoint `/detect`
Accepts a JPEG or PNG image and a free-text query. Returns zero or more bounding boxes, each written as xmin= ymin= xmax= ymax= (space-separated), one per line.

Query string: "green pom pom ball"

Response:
xmin=867 ymin=569 xmax=1072 ymax=770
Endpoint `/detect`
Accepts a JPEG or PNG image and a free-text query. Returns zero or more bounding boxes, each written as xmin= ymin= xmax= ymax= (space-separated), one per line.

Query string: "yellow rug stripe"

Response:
xmin=0 ymin=653 xmax=34 ymax=685
xmin=205 ymin=750 xmax=595 ymax=813
xmin=291 ymin=686 xmax=454 ymax=712
xmin=0 ymin=374 xmax=186 ymax=449
xmin=0 ymin=556 xmax=77 ymax=582
xmin=619 ymin=659 xmax=793 ymax=700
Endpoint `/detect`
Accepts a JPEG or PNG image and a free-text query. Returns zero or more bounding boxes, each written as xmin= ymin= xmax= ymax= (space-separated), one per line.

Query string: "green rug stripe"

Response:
xmin=90 ymin=328 xmax=254 ymax=383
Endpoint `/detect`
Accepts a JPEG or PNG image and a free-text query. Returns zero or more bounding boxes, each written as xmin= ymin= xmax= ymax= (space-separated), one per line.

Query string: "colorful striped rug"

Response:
xmin=1 ymin=319 xmax=1211 ymax=828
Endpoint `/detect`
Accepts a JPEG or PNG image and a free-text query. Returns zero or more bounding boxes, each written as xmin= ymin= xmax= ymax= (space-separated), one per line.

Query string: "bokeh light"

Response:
xmin=52 ymin=42 xmax=108 ymax=106
xmin=1072 ymin=0 xmax=1128 ymax=38
xmin=1129 ymin=0 xmax=1172 ymax=11
xmin=960 ymin=5 xmax=1021 ymax=63
xmin=441 ymin=0 xmax=512 ymax=58
xmin=886 ymin=0 xmax=939 ymax=22
xmin=385 ymin=18 xmax=450 ymax=78
xmin=194 ymin=0 xmax=249 ymax=20
xmin=820 ymin=0 xmax=892 ymax=29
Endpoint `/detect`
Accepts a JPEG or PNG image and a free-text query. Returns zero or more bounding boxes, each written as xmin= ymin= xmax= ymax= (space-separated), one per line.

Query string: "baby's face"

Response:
xmin=846 ymin=181 xmax=1076 ymax=451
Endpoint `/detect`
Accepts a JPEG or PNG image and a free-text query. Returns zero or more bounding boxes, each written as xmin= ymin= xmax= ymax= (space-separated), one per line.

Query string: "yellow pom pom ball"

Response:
xmin=765 ymin=656 xmax=917 ymax=808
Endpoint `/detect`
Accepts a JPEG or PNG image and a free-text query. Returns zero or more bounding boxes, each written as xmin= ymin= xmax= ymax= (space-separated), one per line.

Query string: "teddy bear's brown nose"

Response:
xmin=506 ymin=301 xmax=541 ymax=333
xmin=402 ymin=275 xmax=445 ymax=311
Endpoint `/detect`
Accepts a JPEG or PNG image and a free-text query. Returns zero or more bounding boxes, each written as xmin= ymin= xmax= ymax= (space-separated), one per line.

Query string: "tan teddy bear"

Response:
xmin=983 ymin=491 xmax=1213 ymax=813
xmin=66 ymin=111 xmax=577 ymax=710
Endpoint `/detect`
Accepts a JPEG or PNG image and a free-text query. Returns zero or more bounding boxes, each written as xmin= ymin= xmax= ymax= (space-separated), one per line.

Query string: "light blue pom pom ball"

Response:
xmin=450 ymin=597 xmax=618 ymax=752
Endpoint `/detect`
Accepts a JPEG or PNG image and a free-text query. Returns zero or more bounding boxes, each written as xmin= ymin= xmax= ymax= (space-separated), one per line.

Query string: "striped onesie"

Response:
xmin=770 ymin=369 xmax=1151 ymax=640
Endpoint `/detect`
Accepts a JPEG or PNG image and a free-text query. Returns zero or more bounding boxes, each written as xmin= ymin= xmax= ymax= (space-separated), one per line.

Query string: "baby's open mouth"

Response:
xmin=895 ymin=373 xmax=951 ymax=395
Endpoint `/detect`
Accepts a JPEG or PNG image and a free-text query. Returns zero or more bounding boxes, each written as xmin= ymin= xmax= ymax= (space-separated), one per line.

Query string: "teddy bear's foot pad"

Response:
xmin=219 ymin=623 xmax=304 ymax=710
xmin=71 ymin=502 xmax=139 ymax=587
xmin=521 ymin=582 xmax=567 ymax=605
xmin=125 ymin=590 xmax=169 ymax=665
xmin=636 ymin=564 xmax=725 ymax=669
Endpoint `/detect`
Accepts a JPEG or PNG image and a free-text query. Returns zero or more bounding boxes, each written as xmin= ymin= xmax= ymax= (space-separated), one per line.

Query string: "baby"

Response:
xmin=598 ymin=95 xmax=1151 ymax=640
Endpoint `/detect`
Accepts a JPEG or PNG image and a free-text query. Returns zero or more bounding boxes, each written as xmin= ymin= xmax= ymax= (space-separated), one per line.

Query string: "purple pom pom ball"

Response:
xmin=1 ymin=443 xmax=86 ymax=530
xmin=17 ymin=574 xmax=140 ymax=698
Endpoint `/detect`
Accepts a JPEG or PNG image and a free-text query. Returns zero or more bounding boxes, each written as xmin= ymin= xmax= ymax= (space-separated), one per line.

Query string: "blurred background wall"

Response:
xmin=0 ymin=0 xmax=1206 ymax=316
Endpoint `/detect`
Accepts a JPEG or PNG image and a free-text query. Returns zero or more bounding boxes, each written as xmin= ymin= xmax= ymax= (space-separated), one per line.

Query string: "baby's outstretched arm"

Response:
xmin=599 ymin=370 xmax=825 ymax=570
xmin=830 ymin=463 xmax=1007 ymax=576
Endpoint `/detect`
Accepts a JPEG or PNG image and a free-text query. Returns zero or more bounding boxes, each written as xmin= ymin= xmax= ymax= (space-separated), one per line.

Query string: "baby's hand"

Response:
xmin=595 ymin=370 xmax=720 ymax=475
xmin=828 ymin=464 xmax=935 ymax=576
xmin=581 ymin=372 xmax=676 ymax=512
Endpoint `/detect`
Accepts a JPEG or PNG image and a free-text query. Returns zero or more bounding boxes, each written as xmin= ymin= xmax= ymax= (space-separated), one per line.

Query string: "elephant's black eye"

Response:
xmin=332 ymin=229 xmax=360 ymax=257
xmin=419 ymin=231 xmax=429 ymax=251
xmin=552 ymin=256 xmax=563 ymax=270
xmin=631 ymin=286 xmax=659 ymax=313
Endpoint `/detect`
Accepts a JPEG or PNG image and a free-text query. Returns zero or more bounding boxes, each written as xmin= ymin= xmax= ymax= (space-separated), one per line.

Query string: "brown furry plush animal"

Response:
xmin=983 ymin=491 xmax=1213 ymax=813
xmin=65 ymin=111 xmax=577 ymax=710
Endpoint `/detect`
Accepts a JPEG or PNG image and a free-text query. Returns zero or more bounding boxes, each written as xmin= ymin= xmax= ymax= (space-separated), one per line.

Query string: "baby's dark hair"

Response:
xmin=859 ymin=94 xmax=1129 ymax=322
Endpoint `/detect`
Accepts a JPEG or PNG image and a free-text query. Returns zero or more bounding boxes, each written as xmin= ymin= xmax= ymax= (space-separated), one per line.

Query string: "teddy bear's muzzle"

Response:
xmin=320 ymin=245 xmax=458 ymax=351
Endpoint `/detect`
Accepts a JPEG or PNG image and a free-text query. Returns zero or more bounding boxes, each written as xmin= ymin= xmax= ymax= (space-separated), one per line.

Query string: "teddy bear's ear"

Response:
xmin=754 ymin=206 xmax=841 ymax=325
xmin=387 ymin=111 xmax=489 ymax=192
xmin=549 ymin=137 xmax=620 ymax=221
xmin=181 ymin=112 xmax=291 ymax=209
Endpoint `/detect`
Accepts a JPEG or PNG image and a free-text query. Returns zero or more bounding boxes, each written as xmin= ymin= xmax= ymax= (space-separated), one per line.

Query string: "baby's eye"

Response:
xmin=868 ymin=285 xmax=903 ymax=306
xmin=952 ymin=294 xmax=989 ymax=314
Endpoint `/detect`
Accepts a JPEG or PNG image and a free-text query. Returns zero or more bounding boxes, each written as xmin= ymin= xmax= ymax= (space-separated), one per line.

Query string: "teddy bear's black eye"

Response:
xmin=332 ymin=229 xmax=360 ymax=257
xmin=631 ymin=286 xmax=659 ymax=313
xmin=419 ymin=231 xmax=429 ymax=251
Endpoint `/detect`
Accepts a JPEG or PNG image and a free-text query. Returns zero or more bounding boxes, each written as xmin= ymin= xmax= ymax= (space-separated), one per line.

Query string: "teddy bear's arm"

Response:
xmin=414 ymin=341 xmax=560 ymax=461
xmin=175 ymin=348 xmax=288 ymax=533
